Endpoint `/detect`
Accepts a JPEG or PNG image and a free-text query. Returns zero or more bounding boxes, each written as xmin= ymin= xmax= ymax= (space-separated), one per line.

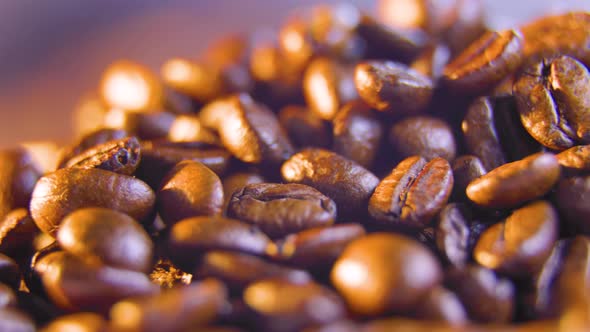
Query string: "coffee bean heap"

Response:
xmin=1 ymin=1 xmax=590 ymax=331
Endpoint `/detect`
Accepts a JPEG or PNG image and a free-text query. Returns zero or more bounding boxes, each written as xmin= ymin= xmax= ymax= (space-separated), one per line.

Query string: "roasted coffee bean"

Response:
xmin=355 ymin=60 xmax=434 ymax=115
xmin=451 ymin=156 xmax=486 ymax=202
xmin=0 ymin=149 xmax=41 ymax=219
xmin=161 ymin=58 xmax=225 ymax=103
xmin=466 ymin=153 xmax=560 ymax=208
xmin=281 ymin=148 xmax=379 ymax=216
xmin=377 ymin=0 xmax=458 ymax=34
xmin=244 ymin=278 xmax=345 ymax=332
xmin=222 ymin=172 xmax=265 ymax=214
xmin=554 ymin=176 xmax=590 ymax=234
xmin=168 ymin=115 xmax=220 ymax=145
xmin=61 ymin=137 xmax=141 ymax=175
xmin=0 ymin=254 xmax=20 ymax=290
xmin=515 ymin=56 xmax=590 ymax=151
xmin=274 ymin=223 xmax=366 ymax=269
xmin=520 ymin=12 xmax=590 ymax=67
xmin=58 ymin=128 xmax=130 ymax=168
xmin=0 ymin=209 xmax=39 ymax=259
xmin=158 ymin=160 xmax=224 ymax=226
xmin=228 ymin=183 xmax=336 ymax=238
xmin=556 ymin=145 xmax=590 ymax=176
xmin=445 ymin=265 xmax=514 ymax=323
xmin=41 ymin=312 xmax=108 ymax=332
xmin=16 ymin=290 xmax=63 ymax=325
xmin=443 ymin=29 xmax=523 ymax=94
xmin=443 ymin=0 xmax=487 ymax=56
xmin=278 ymin=105 xmax=332 ymax=149
xmin=474 ymin=201 xmax=558 ymax=277
xmin=100 ymin=60 xmax=164 ymax=112
xmin=333 ymin=101 xmax=383 ymax=169
xmin=168 ymin=216 xmax=274 ymax=269
xmin=195 ymin=251 xmax=311 ymax=291
xmin=208 ymin=94 xmax=294 ymax=164
xmin=110 ymin=278 xmax=228 ymax=332
xmin=389 ymin=116 xmax=456 ymax=161
xmin=38 ymin=251 xmax=159 ymax=312
xmin=435 ymin=203 xmax=472 ymax=268
xmin=410 ymin=43 xmax=451 ymax=80
xmin=103 ymin=109 xmax=176 ymax=140
xmin=0 ymin=309 xmax=36 ymax=332
xmin=331 ymin=233 xmax=442 ymax=316
xmin=28 ymin=242 xmax=61 ymax=295
xmin=413 ymin=286 xmax=468 ymax=325
xmin=369 ymin=156 xmax=453 ymax=229
xmin=57 ymin=207 xmax=153 ymax=272
xmin=0 ymin=283 xmax=17 ymax=308
xmin=30 ymin=168 xmax=155 ymax=235
xmin=137 ymin=141 xmax=230 ymax=189
xmin=303 ymin=58 xmax=358 ymax=121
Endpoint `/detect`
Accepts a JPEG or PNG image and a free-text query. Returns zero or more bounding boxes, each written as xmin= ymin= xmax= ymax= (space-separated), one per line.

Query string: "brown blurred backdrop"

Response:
xmin=0 ymin=0 xmax=588 ymax=147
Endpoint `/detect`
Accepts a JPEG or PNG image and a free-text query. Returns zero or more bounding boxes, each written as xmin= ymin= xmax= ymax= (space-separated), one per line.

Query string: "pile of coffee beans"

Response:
xmin=1 ymin=1 xmax=589 ymax=331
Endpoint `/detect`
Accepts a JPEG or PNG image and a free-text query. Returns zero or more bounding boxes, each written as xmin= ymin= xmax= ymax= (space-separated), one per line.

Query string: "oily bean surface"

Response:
xmin=61 ymin=137 xmax=141 ymax=175
xmin=435 ymin=203 xmax=473 ymax=268
xmin=451 ymin=155 xmax=486 ymax=202
xmin=389 ymin=116 xmax=456 ymax=161
xmin=0 ymin=209 xmax=38 ymax=258
xmin=556 ymin=145 xmax=590 ymax=175
xmin=413 ymin=286 xmax=468 ymax=325
xmin=279 ymin=105 xmax=332 ymax=149
xmin=554 ymin=176 xmax=590 ymax=234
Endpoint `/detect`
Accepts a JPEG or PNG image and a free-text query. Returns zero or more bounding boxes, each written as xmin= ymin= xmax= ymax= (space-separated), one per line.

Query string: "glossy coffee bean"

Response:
xmin=61 ymin=137 xmax=141 ymax=175
xmin=369 ymin=156 xmax=453 ymax=229
xmin=38 ymin=251 xmax=159 ymax=312
xmin=443 ymin=0 xmax=487 ymax=56
xmin=103 ymin=109 xmax=176 ymax=140
xmin=58 ymin=128 xmax=130 ymax=168
xmin=466 ymin=153 xmax=560 ymax=208
xmin=0 ymin=309 xmax=36 ymax=332
xmin=110 ymin=278 xmax=228 ymax=332
xmin=281 ymin=148 xmax=379 ymax=216
xmin=57 ymin=207 xmax=153 ymax=272
xmin=474 ymin=201 xmax=559 ymax=277
xmin=40 ymin=312 xmax=108 ymax=332
xmin=0 ymin=254 xmax=20 ymax=290
xmin=556 ymin=145 xmax=590 ymax=176
xmin=376 ymin=0 xmax=459 ymax=34
xmin=445 ymin=265 xmax=514 ymax=323
xmin=161 ymin=58 xmax=225 ymax=103
xmin=158 ymin=160 xmax=224 ymax=226
xmin=554 ymin=176 xmax=590 ymax=234
xmin=168 ymin=115 xmax=220 ymax=145
xmin=244 ymin=278 xmax=346 ymax=332
xmin=451 ymin=156 xmax=486 ymax=202
xmin=228 ymin=183 xmax=336 ymax=238
xmin=333 ymin=101 xmax=383 ymax=169
xmin=0 ymin=209 xmax=39 ymax=259
xmin=168 ymin=216 xmax=274 ymax=269
xmin=222 ymin=172 xmax=265 ymax=214
xmin=331 ymin=233 xmax=442 ymax=316
xmin=413 ymin=286 xmax=468 ymax=325
xmin=389 ymin=116 xmax=456 ymax=161
xmin=410 ymin=43 xmax=451 ymax=81
xmin=443 ymin=29 xmax=523 ymax=94
xmin=100 ymin=60 xmax=164 ymax=112
xmin=30 ymin=168 xmax=155 ymax=235
xmin=514 ymin=56 xmax=590 ymax=150
xmin=0 ymin=149 xmax=41 ymax=219
xmin=195 ymin=251 xmax=311 ymax=291
xmin=355 ymin=60 xmax=434 ymax=115
xmin=278 ymin=105 xmax=332 ymax=149
xmin=274 ymin=223 xmax=366 ymax=269
xmin=435 ymin=203 xmax=472 ymax=268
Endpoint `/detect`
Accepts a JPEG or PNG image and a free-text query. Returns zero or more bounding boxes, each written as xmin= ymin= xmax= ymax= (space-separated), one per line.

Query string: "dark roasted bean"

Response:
xmin=157 ymin=160 xmax=224 ymax=226
xmin=279 ymin=105 xmax=332 ymax=149
xmin=228 ymin=183 xmax=336 ymax=238
xmin=331 ymin=233 xmax=442 ymax=316
xmin=355 ymin=60 xmax=434 ymax=115
xmin=410 ymin=43 xmax=451 ymax=80
xmin=369 ymin=156 xmax=453 ymax=229
xmin=58 ymin=128 xmax=130 ymax=168
xmin=443 ymin=0 xmax=487 ymax=56
xmin=413 ymin=286 xmax=468 ymax=325
xmin=451 ymin=156 xmax=486 ymax=202
xmin=30 ymin=168 xmax=155 ymax=235
xmin=389 ymin=116 xmax=456 ymax=161
xmin=443 ymin=29 xmax=523 ymax=94
xmin=0 ymin=149 xmax=41 ymax=219
xmin=0 ymin=254 xmax=20 ymax=290
xmin=61 ymin=137 xmax=141 ymax=175
xmin=0 ymin=209 xmax=39 ymax=259
xmin=103 ymin=109 xmax=176 ymax=140
xmin=435 ymin=203 xmax=472 ymax=268
xmin=554 ymin=176 xmax=590 ymax=234
xmin=281 ymin=148 xmax=379 ymax=216
xmin=466 ymin=153 xmax=560 ymax=208
xmin=474 ymin=201 xmax=559 ymax=277
xmin=57 ymin=207 xmax=153 ymax=272
xmin=556 ymin=145 xmax=590 ymax=176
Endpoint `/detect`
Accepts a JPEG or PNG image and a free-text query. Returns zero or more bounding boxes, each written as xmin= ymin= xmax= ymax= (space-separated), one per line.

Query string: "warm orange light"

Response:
xmin=377 ymin=0 xmax=425 ymax=29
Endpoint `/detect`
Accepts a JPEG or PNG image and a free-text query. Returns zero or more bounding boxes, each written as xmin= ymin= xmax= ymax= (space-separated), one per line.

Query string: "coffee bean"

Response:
xmin=331 ymin=233 xmax=442 ymax=316
xmin=244 ymin=278 xmax=345 ymax=332
xmin=61 ymin=137 xmax=141 ymax=175
xmin=410 ymin=43 xmax=451 ymax=80
xmin=158 ymin=160 xmax=224 ymax=226
xmin=195 ymin=251 xmax=311 ymax=291
xmin=443 ymin=29 xmax=523 ymax=94
xmin=369 ymin=156 xmax=453 ymax=229
xmin=30 ymin=168 xmax=155 ymax=235
xmin=413 ymin=286 xmax=468 ymax=325
xmin=514 ymin=56 xmax=590 ymax=150
xmin=228 ymin=183 xmax=336 ymax=238
xmin=0 ymin=149 xmax=41 ymax=219
xmin=0 ymin=254 xmax=21 ymax=290
xmin=41 ymin=312 xmax=107 ymax=332
xmin=556 ymin=145 xmax=590 ymax=176
xmin=38 ymin=251 xmax=159 ymax=312
xmin=389 ymin=116 xmax=456 ymax=161
xmin=443 ymin=0 xmax=487 ymax=56
xmin=474 ymin=200 xmax=558 ymax=277
xmin=451 ymin=156 xmax=486 ymax=202
xmin=466 ymin=153 xmax=560 ymax=208
xmin=333 ymin=101 xmax=383 ymax=169
xmin=445 ymin=265 xmax=514 ymax=323
xmin=110 ymin=278 xmax=228 ymax=332
xmin=168 ymin=115 xmax=220 ymax=145
xmin=435 ymin=203 xmax=472 ymax=268
xmin=57 ymin=207 xmax=153 ymax=272
xmin=281 ymin=148 xmax=379 ymax=216
xmin=0 ymin=209 xmax=39 ymax=259
xmin=355 ymin=60 xmax=434 ymax=115
xmin=274 ymin=223 xmax=366 ymax=270
xmin=554 ymin=176 xmax=590 ymax=234
xmin=103 ymin=109 xmax=176 ymax=140
xmin=161 ymin=58 xmax=226 ymax=103
xmin=0 ymin=309 xmax=36 ymax=332
xmin=58 ymin=128 xmax=130 ymax=168
xmin=279 ymin=105 xmax=332 ymax=149
xmin=167 ymin=216 xmax=274 ymax=269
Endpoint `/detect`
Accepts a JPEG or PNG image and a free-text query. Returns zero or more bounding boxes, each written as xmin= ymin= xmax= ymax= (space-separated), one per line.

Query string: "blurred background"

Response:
xmin=0 ymin=0 xmax=588 ymax=147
